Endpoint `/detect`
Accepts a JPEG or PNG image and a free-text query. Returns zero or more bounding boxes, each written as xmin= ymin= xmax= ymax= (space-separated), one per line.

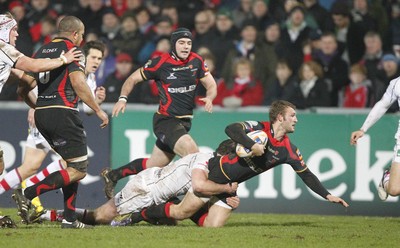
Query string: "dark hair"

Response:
xmin=216 ymin=139 xmax=236 ymax=155
xmin=83 ymin=40 xmax=106 ymax=57
xmin=269 ymin=100 xmax=296 ymax=123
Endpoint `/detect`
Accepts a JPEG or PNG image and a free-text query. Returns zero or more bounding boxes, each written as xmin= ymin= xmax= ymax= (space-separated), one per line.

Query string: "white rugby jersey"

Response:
xmin=82 ymin=72 xmax=97 ymax=114
xmin=0 ymin=41 xmax=24 ymax=92
xmin=150 ymin=152 xmax=213 ymax=205
xmin=361 ymin=77 xmax=400 ymax=137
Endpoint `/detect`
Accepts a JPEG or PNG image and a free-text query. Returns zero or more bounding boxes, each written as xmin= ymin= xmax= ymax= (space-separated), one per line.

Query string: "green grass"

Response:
xmin=1 ymin=208 xmax=399 ymax=248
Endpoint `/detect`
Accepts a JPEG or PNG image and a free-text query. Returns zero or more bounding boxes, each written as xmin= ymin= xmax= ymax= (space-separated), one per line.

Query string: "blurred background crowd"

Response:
xmin=1 ymin=0 xmax=400 ymax=111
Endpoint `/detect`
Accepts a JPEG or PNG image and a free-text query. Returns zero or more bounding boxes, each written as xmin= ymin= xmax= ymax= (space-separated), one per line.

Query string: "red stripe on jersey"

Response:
xmin=158 ymin=82 xmax=172 ymax=116
xmin=57 ymin=69 xmax=74 ymax=107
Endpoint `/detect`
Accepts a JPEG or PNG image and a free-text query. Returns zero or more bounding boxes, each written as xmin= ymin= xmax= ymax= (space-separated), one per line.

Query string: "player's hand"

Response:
xmin=112 ymin=100 xmax=127 ymax=117
xmin=63 ymin=47 xmax=83 ymax=63
xmin=226 ymin=182 xmax=238 ymax=194
xmin=27 ymin=108 xmax=35 ymax=127
xmin=199 ymin=97 xmax=213 ymax=113
xmin=226 ymin=196 xmax=240 ymax=210
xmin=96 ymin=109 xmax=109 ymax=128
xmin=95 ymin=86 xmax=106 ymax=104
xmin=326 ymin=194 xmax=349 ymax=208
xmin=350 ymin=130 xmax=364 ymax=145
xmin=251 ymin=143 xmax=265 ymax=157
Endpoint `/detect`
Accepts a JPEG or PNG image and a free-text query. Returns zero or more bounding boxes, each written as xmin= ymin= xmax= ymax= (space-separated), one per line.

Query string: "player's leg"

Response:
xmin=386 ymin=161 xmax=400 ymax=196
xmin=25 ymin=159 xmax=66 ymax=187
xmin=202 ymin=198 xmax=234 ymax=227
xmin=0 ymin=146 xmax=4 ymax=175
xmin=101 ymin=144 xmax=175 ymax=199
xmin=1 ymin=146 xmax=47 ymax=194
xmin=173 ymin=134 xmax=199 ymax=157
xmin=142 ymin=191 xmax=205 ymax=222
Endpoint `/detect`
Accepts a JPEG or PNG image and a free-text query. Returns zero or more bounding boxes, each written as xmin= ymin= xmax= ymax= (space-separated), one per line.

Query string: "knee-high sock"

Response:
xmin=25 ymin=160 xmax=64 ymax=187
xmin=143 ymin=202 xmax=173 ymax=220
xmin=62 ymin=181 xmax=79 ymax=222
xmin=24 ymin=169 xmax=70 ymax=200
xmin=0 ymin=168 xmax=22 ymax=194
xmin=189 ymin=204 xmax=209 ymax=226
xmin=108 ymin=158 xmax=148 ymax=182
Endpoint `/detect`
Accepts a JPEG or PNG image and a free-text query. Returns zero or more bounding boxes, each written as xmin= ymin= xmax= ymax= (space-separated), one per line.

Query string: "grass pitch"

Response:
xmin=1 ymin=208 xmax=399 ymax=248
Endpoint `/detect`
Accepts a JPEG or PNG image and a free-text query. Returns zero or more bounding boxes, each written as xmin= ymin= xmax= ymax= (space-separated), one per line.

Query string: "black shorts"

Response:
xmin=35 ymin=108 xmax=87 ymax=159
xmin=153 ymin=113 xmax=192 ymax=154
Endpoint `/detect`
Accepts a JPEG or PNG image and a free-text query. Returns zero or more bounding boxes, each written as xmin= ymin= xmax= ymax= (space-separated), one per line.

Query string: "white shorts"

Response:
xmin=114 ymin=169 xmax=155 ymax=215
xmin=25 ymin=127 xmax=51 ymax=153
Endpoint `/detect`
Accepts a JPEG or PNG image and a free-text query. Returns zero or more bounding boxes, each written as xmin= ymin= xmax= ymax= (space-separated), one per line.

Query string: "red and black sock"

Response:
xmin=24 ymin=170 xmax=70 ymax=200
xmin=62 ymin=181 xmax=79 ymax=222
xmin=108 ymin=158 xmax=148 ymax=182
xmin=189 ymin=204 xmax=209 ymax=226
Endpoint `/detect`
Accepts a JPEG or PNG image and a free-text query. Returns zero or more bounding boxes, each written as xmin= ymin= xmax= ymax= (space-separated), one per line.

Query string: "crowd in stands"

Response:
xmin=1 ymin=0 xmax=400 ymax=111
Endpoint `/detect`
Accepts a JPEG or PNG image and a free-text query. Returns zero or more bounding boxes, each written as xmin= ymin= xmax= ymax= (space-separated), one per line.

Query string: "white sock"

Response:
xmin=26 ymin=160 xmax=64 ymax=187
xmin=0 ymin=169 xmax=22 ymax=194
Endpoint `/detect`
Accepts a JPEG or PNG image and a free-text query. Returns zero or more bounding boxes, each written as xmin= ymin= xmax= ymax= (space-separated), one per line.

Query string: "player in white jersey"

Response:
xmin=41 ymin=141 xmax=239 ymax=227
xmin=1 ymin=40 xmax=106 ymax=223
xmin=351 ymin=76 xmax=400 ymax=201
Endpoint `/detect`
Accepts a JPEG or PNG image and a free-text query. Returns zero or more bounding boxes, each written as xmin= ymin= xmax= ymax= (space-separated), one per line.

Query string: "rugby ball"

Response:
xmin=236 ymin=130 xmax=268 ymax=158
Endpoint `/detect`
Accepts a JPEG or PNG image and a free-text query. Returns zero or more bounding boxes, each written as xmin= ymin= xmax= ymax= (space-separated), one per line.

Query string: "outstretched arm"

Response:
xmin=297 ymin=168 xmax=349 ymax=207
xmin=15 ymin=47 xmax=82 ymax=73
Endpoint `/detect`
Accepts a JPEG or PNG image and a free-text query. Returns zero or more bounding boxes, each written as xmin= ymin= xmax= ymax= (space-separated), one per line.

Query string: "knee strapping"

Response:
xmin=67 ymin=160 xmax=89 ymax=173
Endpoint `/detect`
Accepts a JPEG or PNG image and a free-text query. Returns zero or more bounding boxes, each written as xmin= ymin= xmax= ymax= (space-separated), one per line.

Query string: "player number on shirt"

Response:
xmin=39 ymin=71 xmax=50 ymax=84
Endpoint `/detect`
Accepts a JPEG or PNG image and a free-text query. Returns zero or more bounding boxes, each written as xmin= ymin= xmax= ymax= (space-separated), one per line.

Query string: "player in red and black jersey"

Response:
xmin=13 ymin=16 xmax=108 ymax=229
xmin=133 ymin=100 xmax=349 ymax=227
xmin=101 ymin=28 xmax=217 ymax=199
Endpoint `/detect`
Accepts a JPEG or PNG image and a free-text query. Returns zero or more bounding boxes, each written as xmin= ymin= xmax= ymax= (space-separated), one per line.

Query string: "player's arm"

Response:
xmin=112 ymin=68 xmax=144 ymax=117
xmin=225 ymin=121 xmax=265 ymax=156
xmin=198 ymin=73 xmax=217 ymax=113
xmin=15 ymin=48 xmax=82 ymax=73
xmin=15 ymin=70 xmax=37 ymax=109
xmin=70 ymin=71 xmax=109 ymax=128
xmin=297 ymin=168 xmax=349 ymax=207
xmin=191 ymin=168 xmax=237 ymax=197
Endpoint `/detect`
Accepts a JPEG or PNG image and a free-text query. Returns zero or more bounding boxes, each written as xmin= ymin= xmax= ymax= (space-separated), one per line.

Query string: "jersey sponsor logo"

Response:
xmin=167 ymin=73 xmax=177 ymax=79
xmin=243 ymin=157 xmax=263 ymax=173
xmin=41 ymin=48 xmax=58 ymax=53
xmin=168 ymin=85 xmax=196 ymax=93
xmin=172 ymin=65 xmax=192 ymax=71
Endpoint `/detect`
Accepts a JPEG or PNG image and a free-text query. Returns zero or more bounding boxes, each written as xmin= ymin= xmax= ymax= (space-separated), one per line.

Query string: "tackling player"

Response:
xmin=126 ymin=100 xmax=349 ymax=227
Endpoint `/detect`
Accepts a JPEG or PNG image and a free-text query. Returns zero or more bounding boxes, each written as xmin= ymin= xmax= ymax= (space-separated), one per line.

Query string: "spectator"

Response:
xmin=303 ymin=0 xmax=334 ymax=32
xmin=160 ymin=3 xmax=179 ymax=30
xmin=264 ymin=59 xmax=298 ymax=106
xmin=312 ymin=32 xmax=348 ymax=106
xmin=192 ymin=10 xmax=214 ymax=52
xmin=133 ymin=6 xmax=153 ymax=35
xmin=100 ymin=8 xmax=121 ymax=42
xmin=126 ymin=0 xmax=143 ymax=13
xmin=76 ymin=0 xmax=106 ymax=35
xmin=222 ymin=20 xmax=276 ymax=90
xmin=279 ymin=4 xmax=314 ymax=74
xmin=195 ymin=51 xmax=219 ymax=107
xmin=231 ymin=0 xmax=254 ymax=29
xmin=207 ymin=8 xmax=239 ymax=77
xmin=292 ymin=60 xmax=331 ymax=109
xmin=339 ymin=63 xmax=370 ymax=108
xmin=109 ymin=0 xmax=128 ymax=17
xmin=245 ymin=0 xmax=273 ymax=31
xmin=112 ymin=13 xmax=144 ymax=61
xmin=331 ymin=0 xmax=366 ymax=65
xmin=259 ymin=20 xmax=286 ymax=61
xmin=137 ymin=15 xmax=173 ymax=65
xmin=215 ymin=58 xmax=264 ymax=108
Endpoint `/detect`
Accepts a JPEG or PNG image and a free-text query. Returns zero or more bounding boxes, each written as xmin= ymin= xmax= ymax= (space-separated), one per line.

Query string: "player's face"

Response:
xmin=85 ymin=48 xmax=103 ymax=74
xmin=282 ymin=107 xmax=297 ymax=133
xmin=175 ymin=38 xmax=192 ymax=60
xmin=9 ymin=26 xmax=18 ymax=46
xmin=74 ymin=26 xmax=85 ymax=46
